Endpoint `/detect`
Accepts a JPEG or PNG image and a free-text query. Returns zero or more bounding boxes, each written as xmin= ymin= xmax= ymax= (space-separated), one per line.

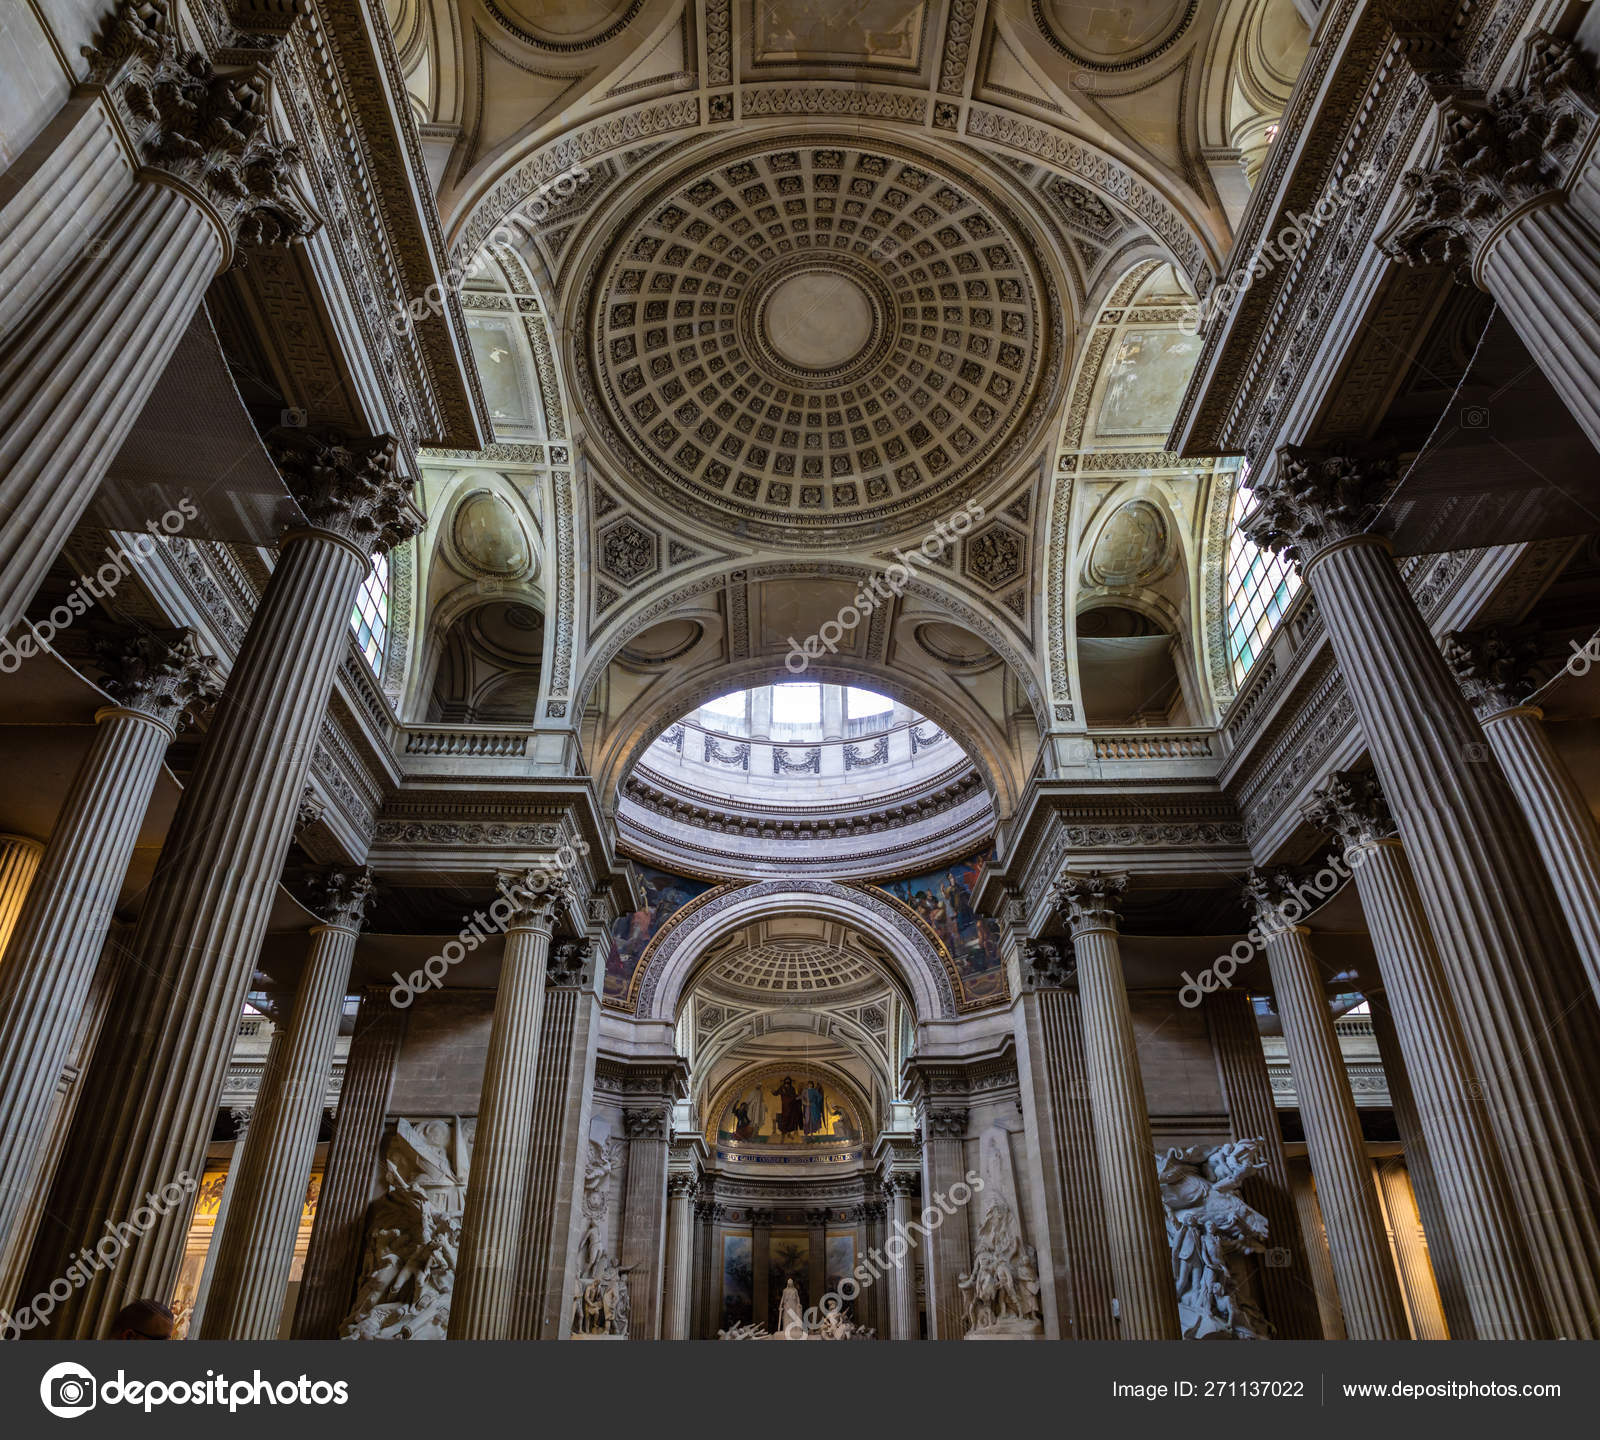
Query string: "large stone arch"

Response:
xmin=635 ymin=880 xmax=961 ymax=1023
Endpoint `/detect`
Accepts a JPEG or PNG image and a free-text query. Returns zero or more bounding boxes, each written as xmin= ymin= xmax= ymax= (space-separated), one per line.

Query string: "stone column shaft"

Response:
xmin=662 ymin=1176 xmax=695 ymax=1340
xmin=291 ymin=989 xmax=405 ymax=1339
xmin=1208 ymin=988 xmax=1323 ymax=1339
xmin=0 ymin=181 xmax=220 ymax=639
xmin=20 ymin=509 xmax=400 ymax=1337
xmin=1479 ymin=705 xmax=1600 ymax=1002
xmin=917 ymin=1110 xmax=970 ymax=1339
xmin=511 ymin=941 xmax=600 ymax=1340
xmin=1288 ymin=1157 xmax=1346 ymax=1339
xmin=1305 ymin=538 xmax=1600 ymax=1337
xmin=1343 ymin=834 xmax=1552 ymax=1339
xmin=200 ymin=895 xmax=367 ymax=1339
xmin=451 ymin=898 xmax=560 ymax=1340
xmin=1376 ymin=1158 xmax=1449 ymax=1341
xmin=886 ymin=1186 xmax=916 ymax=1339
xmin=0 ymin=684 xmax=204 ymax=1263
xmin=1055 ymin=877 xmax=1181 ymax=1341
xmin=0 ymin=834 xmax=43 ymax=958
xmin=1261 ymin=919 xmax=1408 ymax=1339
xmin=620 ymin=1108 xmax=671 ymax=1339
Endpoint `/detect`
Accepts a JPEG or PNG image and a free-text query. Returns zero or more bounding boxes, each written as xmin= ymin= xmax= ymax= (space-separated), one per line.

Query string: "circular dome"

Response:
xmin=576 ymin=139 xmax=1053 ymax=544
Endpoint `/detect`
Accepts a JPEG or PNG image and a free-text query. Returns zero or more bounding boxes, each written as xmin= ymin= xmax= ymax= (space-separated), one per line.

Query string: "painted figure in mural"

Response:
xmin=802 ymin=1078 xmax=826 ymax=1135
xmin=942 ymin=868 xmax=975 ymax=929
xmin=828 ymin=1104 xmax=858 ymax=1142
xmin=731 ymin=1097 xmax=756 ymax=1141
xmin=772 ymin=1075 xmax=804 ymax=1138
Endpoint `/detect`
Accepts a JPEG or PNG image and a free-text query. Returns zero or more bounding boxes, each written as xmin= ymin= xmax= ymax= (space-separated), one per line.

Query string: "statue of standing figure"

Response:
xmin=1155 ymin=1139 xmax=1274 ymax=1340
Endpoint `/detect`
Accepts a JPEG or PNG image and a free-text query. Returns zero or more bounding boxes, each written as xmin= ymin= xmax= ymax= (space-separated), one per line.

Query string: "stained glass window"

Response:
xmin=350 ymin=550 xmax=390 ymax=673
xmin=1224 ymin=462 xmax=1300 ymax=683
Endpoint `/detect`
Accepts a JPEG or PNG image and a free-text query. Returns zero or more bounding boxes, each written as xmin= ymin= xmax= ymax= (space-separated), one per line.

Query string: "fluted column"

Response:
xmin=884 ymin=1177 xmax=917 ymax=1340
xmin=751 ymin=1207 xmax=772 ymax=1334
xmin=1384 ymin=34 xmax=1600 ymax=450
xmin=450 ymin=874 xmax=568 ymax=1340
xmin=1208 ymin=987 xmax=1323 ymax=1339
xmin=292 ymin=987 xmax=407 ymax=1338
xmin=512 ymin=939 xmax=602 ymax=1340
xmin=1444 ymin=627 xmax=1600 ymax=1003
xmin=1305 ymin=770 xmax=1552 ymax=1338
xmin=199 ymin=869 xmax=373 ymax=1339
xmin=915 ymin=1104 xmax=970 ymax=1339
xmin=0 ymin=836 xmax=42 ymax=958
xmin=1013 ymin=943 xmax=1116 ymax=1339
xmin=1288 ymin=1157 xmax=1346 ymax=1339
xmin=1245 ymin=446 xmax=1600 ymax=1338
xmin=689 ymin=1193 xmax=711 ymax=1340
xmin=621 ymin=1105 xmax=672 ymax=1338
xmin=20 ymin=433 xmax=420 ymax=1338
xmin=662 ymin=1172 xmax=696 ymax=1340
xmin=1246 ymin=869 xmax=1407 ymax=1339
xmin=1375 ymin=1159 xmax=1449 ymax=1340
xmin=0 ymin=630 xmax=216 ymax=1265
xmin=0 ymin=2 xmax=314 ymax=639
xmin=1054 ymin=872 xmax=1180 ymax=1339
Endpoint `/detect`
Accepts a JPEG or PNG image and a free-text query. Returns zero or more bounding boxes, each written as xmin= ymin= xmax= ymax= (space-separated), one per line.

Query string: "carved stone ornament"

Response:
xmin=547 ymin=939 xmax=593 ymax=988
xmin=294 ymin=784 xmax=326 ymax=834
xmin=1052 ymin=870 xmax=1127 ymax=935
xmin=82 ymin=1 xmax=317 ymax=255
xmin=572 ymin=1135 xmax=634 ymax=1337
xmin=1385 ymin=33 xmax=1599 ymax=283
xmin=269 ymin=429 xmax=425 ymax=556
xmin=1241 ymin=866 xmax=1317 ymax=937
xmin=1303 ymin=769 xmax=1398 ymax=851
xmin=1155 ymin=1140 xmax=1274 ymax=1341
xmin=305 ymin=865 xmax=375 ymax=932
xmin=495 ymin=868 xmax=572 ymax=931
xmin=623 ymin=1106 xmax=669 ymax=1141
xmin=341 ymin=1118 xmax=474 ymax=1340
xmin=1440 ymin=625 xmax=1542 ymax=716
xmin=1020 ymin=942 xmax=1076 ymax=992
xmin=1239 ymin=447 xmax=1396 ymax=568
xmin=93 ymin=625 xmax=221 ymax=731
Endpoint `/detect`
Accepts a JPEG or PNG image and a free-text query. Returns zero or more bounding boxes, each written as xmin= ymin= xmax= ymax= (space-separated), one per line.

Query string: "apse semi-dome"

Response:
xmin=574 ymin=138 xmax=1056 ymax=546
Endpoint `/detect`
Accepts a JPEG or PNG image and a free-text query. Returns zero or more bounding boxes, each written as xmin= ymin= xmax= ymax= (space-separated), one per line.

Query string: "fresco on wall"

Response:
xmin=825 ymin=1233 xmax=856 ymax=1317
xmin=604 ymin=865 xmax=713 ymax=1005
xmin=875 ymin=849 xmax=1005 ymax=1005
xmin=721 ymin=1234 xmax=753 ymax=1331
xmin=717 ymin=1074 xmax=860 ymax=1150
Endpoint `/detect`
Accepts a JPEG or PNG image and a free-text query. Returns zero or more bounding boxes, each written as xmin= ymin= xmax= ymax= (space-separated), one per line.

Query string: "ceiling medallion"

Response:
xmin=1031 ymin=0 xmax=1199 ymax=73
xmin=578 ymin=138 xmax=1052 ymax=545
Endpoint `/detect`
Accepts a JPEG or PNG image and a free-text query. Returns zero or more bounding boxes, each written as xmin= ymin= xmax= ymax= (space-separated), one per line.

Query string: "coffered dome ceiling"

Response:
xmin=573 ymin=138 xmax=1060 ymax=546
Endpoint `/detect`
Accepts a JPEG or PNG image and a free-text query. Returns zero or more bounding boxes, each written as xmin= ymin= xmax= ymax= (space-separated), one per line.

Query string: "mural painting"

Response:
xmin=604 ymin=865 xmax=713 ymax=1004
xmin=875 ymin=849 xmax=1005 ymax=1005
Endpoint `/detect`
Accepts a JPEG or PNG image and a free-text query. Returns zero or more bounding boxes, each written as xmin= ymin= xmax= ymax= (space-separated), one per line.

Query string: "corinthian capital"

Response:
xmin=1020 ymin=942 xmax=1075 ymax=992
xmin=1440 ymin=626 xmax=1541 ymax=715
xmin=1384 ymin=32 xmax=1599 ymax=281
xmin=270 ymin=429 xmax=425 ymax=556
xmin=1242 ymin=867 xmax=1316 ymax=937
xmin=82 ymin=1 xmax=317 ymax=255
xmin=495 ymin=868 xmax=572 ymax=931
xmin=1053 ymin=871 xmax=1127 ymax=935
xmin=1240 ymin=446 xmax=1395 ymax=567
xmin=1304 ymin=769 xmax=1397 ymax=851
xmin=305 ymin=866 xmax=375 ymax=932
xmin=547 ymin=939 xmax=594 ymax=989
xmin=94 ymin=626 xmax=221 ymax=731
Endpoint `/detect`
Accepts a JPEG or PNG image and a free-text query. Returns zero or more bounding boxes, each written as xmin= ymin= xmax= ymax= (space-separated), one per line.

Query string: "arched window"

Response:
xmin=350 ymin=550 xmax=390 ymax=673
xmin=1224 ymin=462 xmax=1299 ymax=683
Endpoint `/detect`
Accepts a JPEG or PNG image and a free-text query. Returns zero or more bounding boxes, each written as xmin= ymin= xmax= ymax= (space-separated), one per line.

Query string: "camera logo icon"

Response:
xmin=40 ymin=1362 xmax=97 ymax=1418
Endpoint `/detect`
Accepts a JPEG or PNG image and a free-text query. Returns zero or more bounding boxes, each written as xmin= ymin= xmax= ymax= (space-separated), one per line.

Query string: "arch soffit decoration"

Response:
xmin=624 ymin=879 xmax=962 ymax=1024
xmin=692 ymin=1006 xmax=894 ymax=1112
xmin=702 ymin=1059 xmax=878 ymax=1155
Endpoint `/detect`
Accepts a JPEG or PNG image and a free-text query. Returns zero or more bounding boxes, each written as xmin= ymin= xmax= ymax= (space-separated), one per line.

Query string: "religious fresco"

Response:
xmin=603 ymin=865 xmax=714 ymax=1004
xmin=825 ymin=1233 xmax=856 ymax=1316
xmin=874 ymin=849 xmax=1006 ymax=1005
xmin=717 ymin=1074 xmax=860 ymax=1150
xmin=721 ymin=1234 xmax=753 ymax=1331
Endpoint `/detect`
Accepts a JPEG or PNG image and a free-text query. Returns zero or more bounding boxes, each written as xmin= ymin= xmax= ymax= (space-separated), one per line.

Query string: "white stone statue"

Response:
xmin=1155 ymin=1139 xmax=1274 ymax=1340
xmin=571 ymin=1133 xmax=634 ymax=1337
xmin=776 ymin=1277 xmax=806 ymax=1337
xmin=959 ymin=1124 xmax=1044 ymax=1338
xmin=340 ymin=1118 xmax=472 ymax=1341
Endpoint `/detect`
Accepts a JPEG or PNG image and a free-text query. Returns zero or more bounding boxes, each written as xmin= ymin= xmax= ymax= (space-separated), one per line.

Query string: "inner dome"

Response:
xmin=615 ymin=682 xmax=995 ymax=880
